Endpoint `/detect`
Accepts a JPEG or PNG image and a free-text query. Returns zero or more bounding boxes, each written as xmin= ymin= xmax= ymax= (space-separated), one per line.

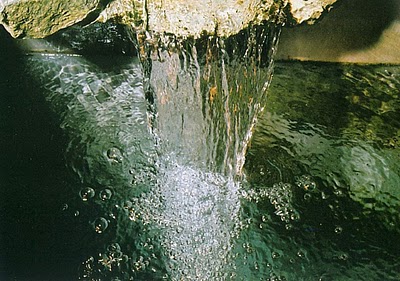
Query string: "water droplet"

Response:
xmin=99 ymin=188 xmax=113 ymax=201
xmin=80 ymin=187 xmax=95 ymax=201
xmin=93 ymin=217 xmax=109 ymax=234
xmin=334 ymin=226 xmax=343 ymax=234
xmin=107 ymin=147 xmax=123 ymax=163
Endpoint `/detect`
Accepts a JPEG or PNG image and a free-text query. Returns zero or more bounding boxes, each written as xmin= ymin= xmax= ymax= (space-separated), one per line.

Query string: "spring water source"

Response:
xmin=1 ymin=24 xmax=400 ymax=281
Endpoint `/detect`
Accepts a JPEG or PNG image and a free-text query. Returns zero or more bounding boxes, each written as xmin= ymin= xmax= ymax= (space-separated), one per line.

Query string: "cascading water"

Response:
xmin=140 ymin=26 xmax=280 ymax=176
xmin=128 ymin=25 xmax=281 ymax=280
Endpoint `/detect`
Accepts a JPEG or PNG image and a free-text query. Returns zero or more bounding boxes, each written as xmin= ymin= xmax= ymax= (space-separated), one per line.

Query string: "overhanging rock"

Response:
xmin=0 ymin=0 xmax=103 ymax=38
xmin=0 ymin=0 xmax=338 ymax=39
xmin=287 ymin=0 xmax=337 ymax=24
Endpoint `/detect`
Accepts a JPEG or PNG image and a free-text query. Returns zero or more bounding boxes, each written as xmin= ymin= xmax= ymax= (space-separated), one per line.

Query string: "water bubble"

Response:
xmin=74 ymin=210 xmax=80 ymax=217
xmin=79 ymin=256 xmax=95 ymax=279
xmin=93 ymin=217 xmax=109 ymax=234
xmin=107 ymin=243 xmax=123 ymax=258
xmin=306 ymin=182 xmax=316 ymax=191
xmin=107 ymin=242 xmax=121 ymax=253
xmin=106 ymin=147 xmax=123 ymax=163
xmin=296 ymin=175 xmax=317 ymax=191
xmin=333 ymin=189 xmax=343 ymax=196
xmin=303 ymin=193 xmax=312 ymax=201
xmin=80 ymin=187 xmax=95 ymax=201
xmin=297 ymin=250 xmax=306 ymax=258
xmin=334 ymin=226 xmax=343 ymax=234
xmin=290 ymin=211 xmax=300 ymax=221
xmin=271 ymin=251 xmax=281 ymax=259
xmin=107 ymin=212 xmax=117 ymax=220
xmin=254 ymin=261 xmax=259 ymax=270
xmin=99 ymin=188 xmax=113 ymax=201
xmin=61 ymin=203 xmax=69 ymax=211
xmin=122 ymin=200 xmax=132 ymax=209
xmin=285 ymin=224 xmax=293 ymax=230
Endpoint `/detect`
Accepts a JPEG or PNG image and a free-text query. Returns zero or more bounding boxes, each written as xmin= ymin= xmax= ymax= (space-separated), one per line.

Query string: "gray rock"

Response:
xmin=0 ymin=0 xmax=103 ymax=38
xmin=1 ymin=0 xmax=338 ymax=39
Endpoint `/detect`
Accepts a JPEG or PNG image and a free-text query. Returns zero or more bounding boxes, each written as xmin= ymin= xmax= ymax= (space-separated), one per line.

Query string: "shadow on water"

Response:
xmin=0 ymin=26 xmax=86 ymax=280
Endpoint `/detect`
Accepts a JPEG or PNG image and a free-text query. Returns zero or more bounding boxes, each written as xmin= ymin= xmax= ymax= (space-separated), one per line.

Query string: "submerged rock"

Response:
xmin=0 ymin=0 xmax=338 ymax=39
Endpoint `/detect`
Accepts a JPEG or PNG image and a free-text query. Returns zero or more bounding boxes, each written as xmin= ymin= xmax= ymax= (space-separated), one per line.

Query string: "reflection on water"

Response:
xmin=1 ymin=33 xmax=400 ymax=280
xmin=245 ymin=62 xmax=400 ymax=280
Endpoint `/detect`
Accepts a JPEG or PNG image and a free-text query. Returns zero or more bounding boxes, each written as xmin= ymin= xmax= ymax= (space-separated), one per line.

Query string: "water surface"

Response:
xmin=1 ymin=34 xmax=399 ymax=280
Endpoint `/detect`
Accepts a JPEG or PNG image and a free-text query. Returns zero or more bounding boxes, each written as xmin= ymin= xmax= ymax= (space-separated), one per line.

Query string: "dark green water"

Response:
xmin=1 ymin=29 xmax=400 ymax=280
xmin=243 ymin=62 xmax=400 ymax=280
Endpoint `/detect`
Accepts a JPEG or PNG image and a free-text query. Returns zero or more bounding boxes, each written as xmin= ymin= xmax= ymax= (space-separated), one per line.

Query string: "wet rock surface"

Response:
xmin=0 ymin=0 xmax=339 ymax=38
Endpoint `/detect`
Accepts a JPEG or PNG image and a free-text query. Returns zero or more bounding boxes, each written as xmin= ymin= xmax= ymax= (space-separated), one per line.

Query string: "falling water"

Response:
xmin=125 ymin=24 xmax=282 ymax=280
xmin=141 ymin=26 xmax=280 ymax=177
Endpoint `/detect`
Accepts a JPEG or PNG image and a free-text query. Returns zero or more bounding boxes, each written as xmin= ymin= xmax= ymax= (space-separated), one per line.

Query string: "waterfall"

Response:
xmin=136 ymin=25 xmax=281 ymax=177
xmin=126 ymin=24 xmax=282 ymax=280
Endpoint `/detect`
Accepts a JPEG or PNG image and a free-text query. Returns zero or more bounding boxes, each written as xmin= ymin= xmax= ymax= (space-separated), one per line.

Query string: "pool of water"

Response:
xmin=243 ymin=61 xmax=400 ymax=280
xmin=1 ymin=35 xmax=399 ymax=280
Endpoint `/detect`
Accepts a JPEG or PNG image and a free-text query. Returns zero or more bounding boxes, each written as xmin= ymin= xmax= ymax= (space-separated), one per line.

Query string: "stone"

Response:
xmin=98 ymin=0 xmax=282 ymax=38
xmin=286 ymin=0 xmax=337 ymax=24
xmin=0 ymin=0 xmax=102 ymax=38
xmin=0 ymin=0 xmax=339 ymax=39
